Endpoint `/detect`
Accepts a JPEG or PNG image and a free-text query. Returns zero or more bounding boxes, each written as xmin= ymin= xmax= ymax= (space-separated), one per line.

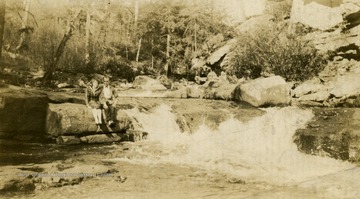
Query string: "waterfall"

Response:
xmin=121 ymin=104 xmax=353 ymax=185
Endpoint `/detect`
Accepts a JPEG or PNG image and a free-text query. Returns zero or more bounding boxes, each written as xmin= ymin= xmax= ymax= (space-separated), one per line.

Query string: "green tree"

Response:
xmin=137 ymin=0 xmax=232 ymax=78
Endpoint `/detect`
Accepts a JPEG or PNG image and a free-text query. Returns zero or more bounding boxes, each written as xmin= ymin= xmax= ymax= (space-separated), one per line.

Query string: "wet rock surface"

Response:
xmin=0 ymin=162 xmax=125 ymax=197
xmin=294 ymin=108 xmax=360 ymax=162
xmin=118 ymin=98 xmax=264 ymax=133
xmin=1 ymin=85 xmax=265 ymax=144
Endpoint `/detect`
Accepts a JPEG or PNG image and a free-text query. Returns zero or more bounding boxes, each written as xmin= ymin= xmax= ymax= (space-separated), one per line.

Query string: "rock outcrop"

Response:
xmin=294 ymin=108 xmax=360 ymax=162
xmin=330 ymin=73 xmax=360 ymax=98
xmin=0 ymin=86 xmax=154 ymax=144
xmin=0 ymin=163 xmax=124 ymax=195
xmin=46 ymin=103 xmax=134 ymax=137
xmin=0 ymin=87 xmax=48 ymax=139
xmin=292 ymin=79 xmax=325 ymax=98
xmin=291 ymin=59 xmax=360 ymax=107
xmin=132 ymin=76 xmax=167 ymax=90
xmin=237 ymin=76 xmax=291 ymax=107
xmin=185 ymin=85 xmax=204 ymax=98
xmin=47 ymin=91 xmax=85 ymax=104
xmin=212 ymin=0 xmax=266 ymax=24
xmin=206 ymin=39 xmax=237 ymax=66
xmin=291 ymin=0 xmax=343 ymax=30
xmin=57 ymin=130 xmax=148 ymax=145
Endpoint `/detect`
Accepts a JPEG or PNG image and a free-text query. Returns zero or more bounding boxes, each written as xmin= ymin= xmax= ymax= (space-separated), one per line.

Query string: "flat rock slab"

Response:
xmin=47 ymin=91 xmax=85 ymax=104
xmin=56 ymin=130 xmax=148 ymax=145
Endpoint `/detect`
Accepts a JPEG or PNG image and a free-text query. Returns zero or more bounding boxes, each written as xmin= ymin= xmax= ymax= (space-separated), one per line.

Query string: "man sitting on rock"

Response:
xmin=100 ymin=77 xmax=118 ymax=127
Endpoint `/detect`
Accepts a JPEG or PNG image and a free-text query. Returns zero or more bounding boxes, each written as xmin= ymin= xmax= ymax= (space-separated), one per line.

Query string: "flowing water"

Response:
xmin=1 ymin=101 xmax=360 ymax=199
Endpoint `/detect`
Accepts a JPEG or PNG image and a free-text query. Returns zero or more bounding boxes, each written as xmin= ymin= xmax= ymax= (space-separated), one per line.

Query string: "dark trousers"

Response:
xmin=104 ymin=102 xmax=116 ymax=122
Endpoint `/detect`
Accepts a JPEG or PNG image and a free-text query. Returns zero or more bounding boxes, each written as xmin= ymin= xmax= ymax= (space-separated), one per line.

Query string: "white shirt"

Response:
xmin=103 ymin=86 xmax=112 ymax=99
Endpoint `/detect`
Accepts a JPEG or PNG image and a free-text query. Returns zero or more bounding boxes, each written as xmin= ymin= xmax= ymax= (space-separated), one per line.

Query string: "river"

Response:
xmin=1 ymin=99 xmax=360 ymax=199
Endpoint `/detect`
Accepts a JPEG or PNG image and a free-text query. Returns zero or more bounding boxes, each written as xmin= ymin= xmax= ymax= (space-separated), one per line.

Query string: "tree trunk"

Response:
xmin=134 ymin=0 xmax=139 ymax=62
xmin=164 ymin=34 xmax=170 ymax=76
xmin=134 ymin=0 xmax=139 ymax=32
xmin=15 ymin=0 xmax=30 ymax=51
xmin=85 ymin=9 xmax=90 ymax=65
xmin=0 ymin=0 xmax=6 ymax=60
xmin=151 ymin=55 xmax=154 ymax=69
xmin=42 ymin=26 xmax=73 ymax=83
xmin=125 ymin=45 xmax=128 ymax=60
xmin=135 ymin=38 xmax=141 ymax=63
xmin=151 ymin=37 xmax=154 ymax=69
xmin=42 ymin=10 xmax=81 ymax=83
xmin=194 ymin=19 xmax=197 ymax=52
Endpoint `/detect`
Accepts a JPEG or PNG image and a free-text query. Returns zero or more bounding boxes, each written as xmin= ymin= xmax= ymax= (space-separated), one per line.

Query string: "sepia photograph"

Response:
xmin=0 ymin=0 xmax=360 ymax=198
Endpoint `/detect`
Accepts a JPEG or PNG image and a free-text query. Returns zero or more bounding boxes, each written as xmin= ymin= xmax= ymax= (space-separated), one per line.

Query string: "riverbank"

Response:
xmin=1 ymin=86 xmax=360 ymax=198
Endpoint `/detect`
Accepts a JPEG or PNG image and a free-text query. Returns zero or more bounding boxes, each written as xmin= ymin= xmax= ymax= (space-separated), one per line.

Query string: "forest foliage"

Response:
xmin=0 ymin=0 xmax=232 ymax=82
xmin=0 ymin=0 xmax=328 ymax=85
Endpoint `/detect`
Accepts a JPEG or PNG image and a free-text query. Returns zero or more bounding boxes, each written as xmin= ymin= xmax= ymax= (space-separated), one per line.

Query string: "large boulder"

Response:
xmin=186 ymin=85 xmax=204 ymax=98
xmin=237 ymin=76 xmax=291 ymax=107
xmin=330 ymin=72 xmax=360 ymax=98
xmin=291 ymin=0 xmax=343 ymax=30
xmin=212 ymin=0 xmax=266 ymax=24
xmin=298 ymin=91 xmax=331 ymax=102
xmin=292 ymin=79 xmax=326 ymax=98
xmin=201 ymin=76 xmax=236 ymax=100
xmin=0 ymin=87 xmax=48 ymax=139
xmin=132 ymin=76 xmax=167 ymax=90
xmin=206 ymin=39 xmax=237 ymax=65
xmin=213 ymin=83 xmax=237 ymax=101
xmin=46 ymin=103 xmax=134 ymax=136
xmin=157 ymin=75 xmax=172 ymax=89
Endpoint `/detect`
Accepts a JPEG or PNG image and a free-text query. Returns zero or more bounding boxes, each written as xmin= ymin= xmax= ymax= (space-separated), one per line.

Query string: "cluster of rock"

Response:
xmin=1 ymin=74 xmax=290 ymax=145
xmin=133 ymin=63 xmax=360 ymax=109
xmin=132 ymin=73 xmax=291 ymax=107
xmin=292 ymin=59 xmax=360 ymax=107
xmin=0 ymin=86 xmax=148 ymax=144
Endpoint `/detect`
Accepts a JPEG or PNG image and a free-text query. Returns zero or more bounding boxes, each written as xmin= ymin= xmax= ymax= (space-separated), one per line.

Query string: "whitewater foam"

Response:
xmin=120 ymin=104 xmax=353 ymax=185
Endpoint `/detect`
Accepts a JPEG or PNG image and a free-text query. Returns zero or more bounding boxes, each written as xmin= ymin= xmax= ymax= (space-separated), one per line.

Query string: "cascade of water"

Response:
xmin=122 ymin=104 xmax=353 ymax=185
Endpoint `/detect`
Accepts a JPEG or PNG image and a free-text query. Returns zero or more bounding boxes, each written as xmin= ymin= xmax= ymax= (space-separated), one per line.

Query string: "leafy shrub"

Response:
xmin=230 ymin=25 xmax=328 ymax=81
xmin=100 ymin=60 xmax=137 ymax=82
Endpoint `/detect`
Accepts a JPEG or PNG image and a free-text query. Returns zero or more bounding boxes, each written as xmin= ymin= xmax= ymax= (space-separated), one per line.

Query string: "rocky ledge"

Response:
xmin=0 ymin=86 xmax=148 ymax=144
xmin=0 ymin=85 xmax=265 ymax=145
xmin=294 ymin=108 xmax=360 ymax=162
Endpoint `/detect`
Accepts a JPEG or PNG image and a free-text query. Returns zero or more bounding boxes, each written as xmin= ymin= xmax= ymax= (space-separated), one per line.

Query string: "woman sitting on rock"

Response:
xmin=85 ymin=79 xmax=103 ymax=132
